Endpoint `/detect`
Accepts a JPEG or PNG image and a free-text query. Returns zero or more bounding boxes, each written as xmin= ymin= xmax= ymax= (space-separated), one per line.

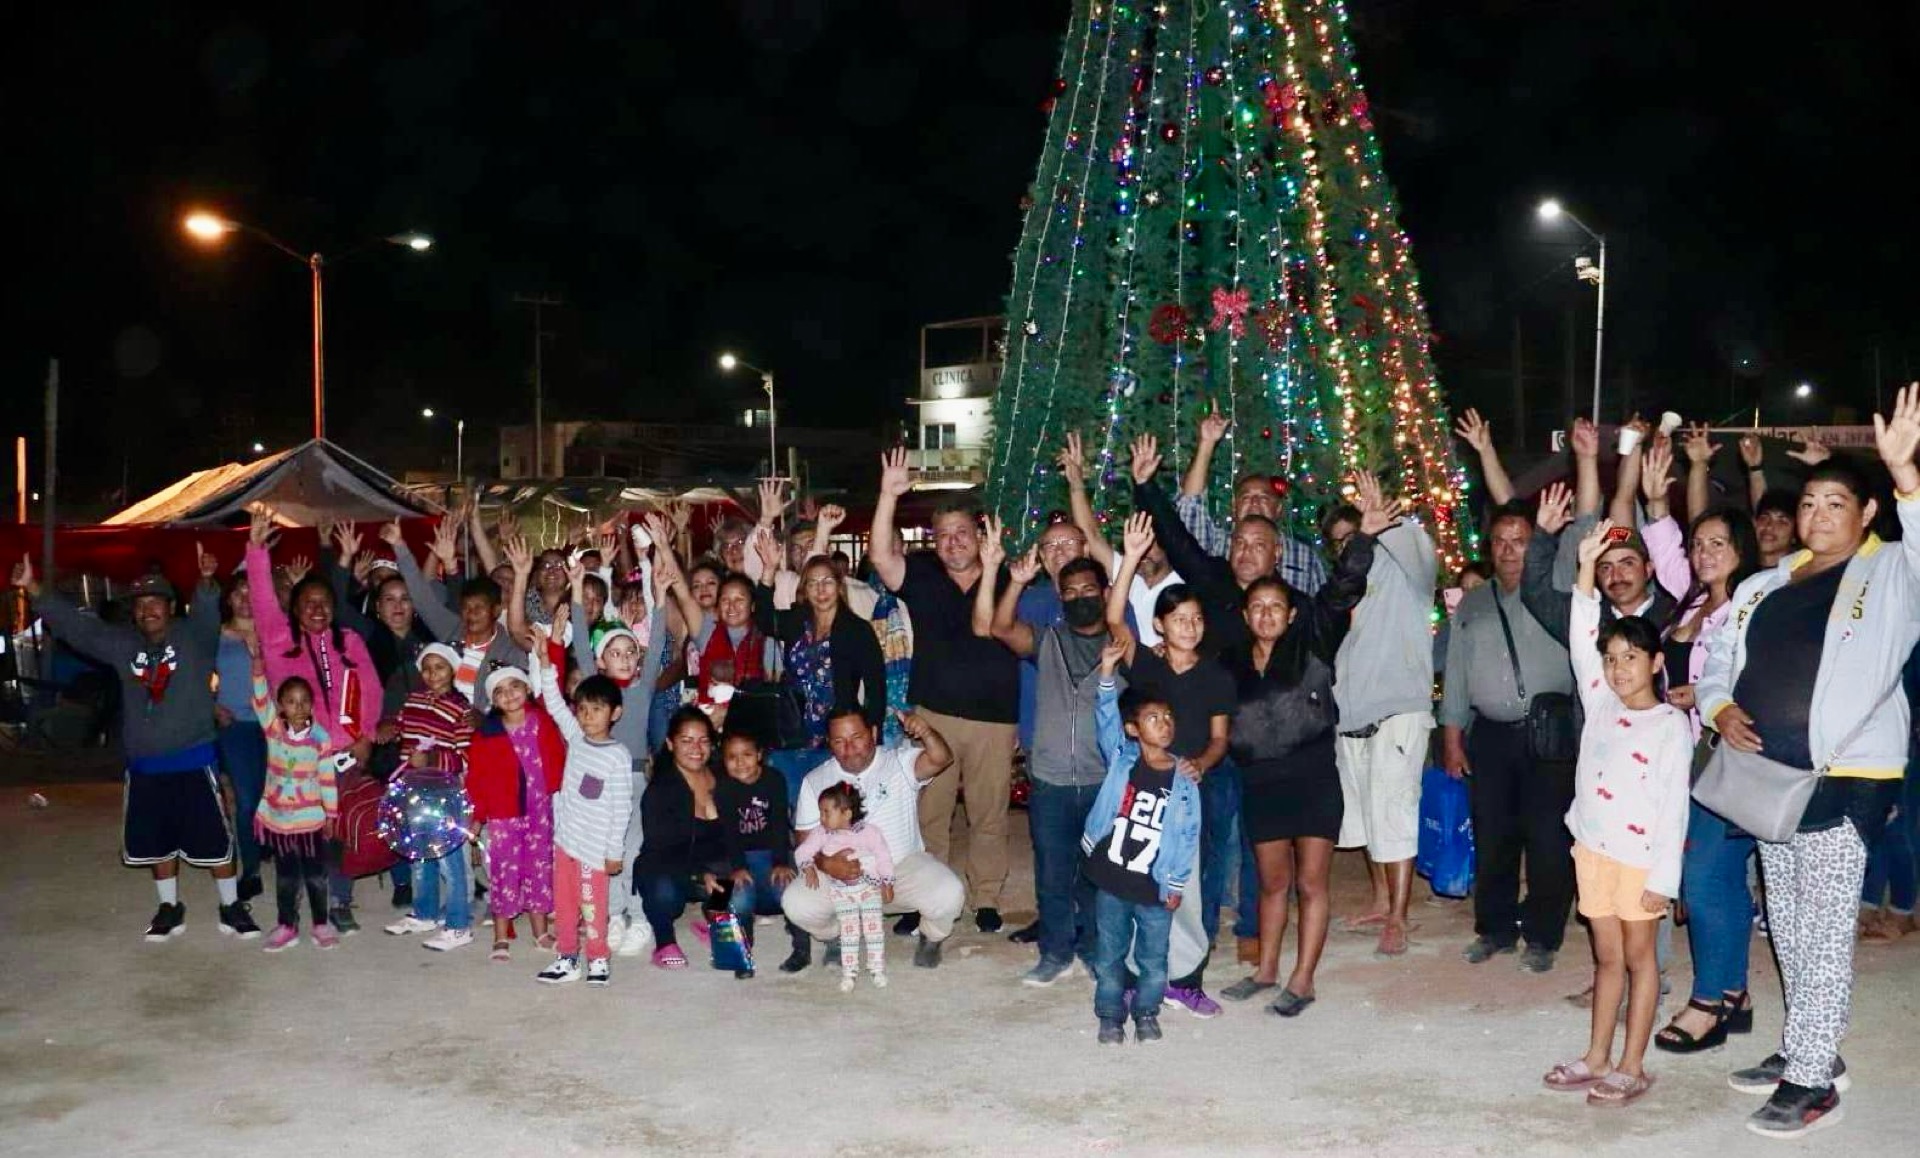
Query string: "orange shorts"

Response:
xmin=1573 ymin=843 xmax=1667 ymax=922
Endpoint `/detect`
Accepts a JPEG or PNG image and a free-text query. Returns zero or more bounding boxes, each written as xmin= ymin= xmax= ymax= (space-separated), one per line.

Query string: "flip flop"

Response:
xmin=489 ymin=941 xmax=511 ymax=962
xmin=1221 ymin=977 xmax=1278 ymax=1002
xmin=1268 ymin=988 xmax=1316 ymax=1018
xmin=536 ymin=932 xmax=556 ymax=951
xmin=1542 ymin=1059 xmax=1608 ymax=1092
xmin=653 ymin=945 xmax=688 ymax=970
xmin=1586 ymin=1070 xmax=1654 ymax=1107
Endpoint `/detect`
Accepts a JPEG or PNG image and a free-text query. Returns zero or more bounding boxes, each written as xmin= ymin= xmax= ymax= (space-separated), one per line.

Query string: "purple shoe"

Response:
xmin=1166 ymin=985 xmax=1223 ymax=1019
xmin=262 ymin=924 xmax=300 ymax=953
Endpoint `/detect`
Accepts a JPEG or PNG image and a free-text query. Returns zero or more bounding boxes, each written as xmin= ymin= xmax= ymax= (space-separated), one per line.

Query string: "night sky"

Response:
xmin=8 ymin=1 xmax=1917 ymax=512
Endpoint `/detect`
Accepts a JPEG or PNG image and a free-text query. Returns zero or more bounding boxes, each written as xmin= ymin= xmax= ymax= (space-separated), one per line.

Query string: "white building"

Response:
xmin=907 ymin=316 xmax=1003 ymax=488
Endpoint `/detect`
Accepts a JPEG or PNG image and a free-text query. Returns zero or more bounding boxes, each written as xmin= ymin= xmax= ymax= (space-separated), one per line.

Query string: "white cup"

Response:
xmin=1616 ymin=427 xmax=1643 ymax=457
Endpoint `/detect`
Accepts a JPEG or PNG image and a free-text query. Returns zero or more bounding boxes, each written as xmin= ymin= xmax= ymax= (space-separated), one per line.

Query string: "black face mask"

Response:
xmin=1063 ymin=596 xmax=1105 ymax=630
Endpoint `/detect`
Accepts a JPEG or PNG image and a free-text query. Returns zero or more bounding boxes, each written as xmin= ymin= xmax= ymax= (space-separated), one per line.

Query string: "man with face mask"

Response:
xmin=974 ymin=520 xmax=1122 ymax=986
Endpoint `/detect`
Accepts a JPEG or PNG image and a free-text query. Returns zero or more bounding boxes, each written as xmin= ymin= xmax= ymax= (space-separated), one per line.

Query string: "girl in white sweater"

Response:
xmin=1543 ymin=519 xmax=1692 ymax=1108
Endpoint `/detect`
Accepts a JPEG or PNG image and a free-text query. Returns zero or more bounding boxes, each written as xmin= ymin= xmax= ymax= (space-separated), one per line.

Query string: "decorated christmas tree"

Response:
xmin=986 ymin=0 xmax=1471 ymax=569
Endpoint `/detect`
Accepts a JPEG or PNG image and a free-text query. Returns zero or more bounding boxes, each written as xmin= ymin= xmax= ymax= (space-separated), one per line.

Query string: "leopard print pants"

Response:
xmin=1757 ymin=820 xmax=1867 ymax=1088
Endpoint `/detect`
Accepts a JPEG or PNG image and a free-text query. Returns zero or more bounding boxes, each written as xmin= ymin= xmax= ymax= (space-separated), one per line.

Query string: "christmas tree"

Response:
xmin=986 ymin=0 xmax=1471 ymax=569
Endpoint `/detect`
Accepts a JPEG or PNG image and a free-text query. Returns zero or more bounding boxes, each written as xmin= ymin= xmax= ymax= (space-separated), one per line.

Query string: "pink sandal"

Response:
xmin=1542 ymin=1059 xmax=1609 ymax=1092
xmin=652 ymin=945 xmax=688 ymax=970
xmin=690 ymin=916 xmax=711 ymax=945
xmin=1586 ymin=1070 xmax=1654 ymax=1107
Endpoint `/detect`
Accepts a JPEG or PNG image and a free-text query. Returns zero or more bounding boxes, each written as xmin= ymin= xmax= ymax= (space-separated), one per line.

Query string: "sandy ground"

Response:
xmin=2 ymin=768 xmax=1917 ymax=1158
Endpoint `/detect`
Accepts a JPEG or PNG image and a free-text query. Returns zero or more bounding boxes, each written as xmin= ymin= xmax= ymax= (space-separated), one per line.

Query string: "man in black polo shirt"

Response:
xmin=870 ymin=449 xmax=1022 ymax=935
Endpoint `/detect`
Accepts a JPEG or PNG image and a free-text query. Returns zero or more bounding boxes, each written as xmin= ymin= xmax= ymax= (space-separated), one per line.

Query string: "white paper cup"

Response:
xmin=1616 ymin=427 xmax=1643 ymax=457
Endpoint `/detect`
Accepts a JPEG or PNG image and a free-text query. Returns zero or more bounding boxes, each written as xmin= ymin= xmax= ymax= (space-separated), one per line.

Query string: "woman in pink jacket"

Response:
xmin=246 ymin=507 xmax=385 ymax=931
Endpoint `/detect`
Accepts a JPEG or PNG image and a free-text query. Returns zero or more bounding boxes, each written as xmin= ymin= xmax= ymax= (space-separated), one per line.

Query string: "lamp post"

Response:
xmin=719 ymin=353 xmax=777 ymax=481
xmin=422 ymin=408 xmax=464 ymax=482
xmin=184 ymin=212 xmax=432 ymax=441
xmin=1537 ymin=198 xmax=1607 ymax=424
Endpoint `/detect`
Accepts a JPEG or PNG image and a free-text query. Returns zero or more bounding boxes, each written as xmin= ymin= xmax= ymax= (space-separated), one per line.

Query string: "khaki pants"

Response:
xmin=781 ymin=852 xmax=964 ymax=942
xmin=914 ymin=708 xmax=1017 ymax=910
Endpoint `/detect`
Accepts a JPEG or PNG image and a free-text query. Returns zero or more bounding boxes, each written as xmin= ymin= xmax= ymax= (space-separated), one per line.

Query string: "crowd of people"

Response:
xmin=15 ymin=388 xmax=1920 ymax=1140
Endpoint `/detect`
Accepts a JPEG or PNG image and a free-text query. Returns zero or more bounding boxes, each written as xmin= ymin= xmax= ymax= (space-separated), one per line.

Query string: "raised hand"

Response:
xmin=1198 ymin=399 xmax=1230 ymax=446
xmin=494 ymin=507 xmax=519 ymax=541
xmin=1453 ymin=408 xmax=1493 ymax=453
xmin=752 ymin=526 xmax=782 ymax=575
xmin=815 ymin=503 xmax=846 ymax=538
xmin=195 ymin=541 xmax=219 ymax=580
xmin=1055 ymin=431 xmax=1087 ymax=483
xmin=9 ymin=554 xmax=34 ymax=593
xmin=1128 ymin=433 xmax=1162 ymax=486
xmin=879 ymin=447 xmax=912 ymax=498
xmin=1352 ymin=472 xmax=1405 ymax=536
xmin=757 ymin=478 xmax=789 ymax=525
xmin=286 ymin=554 xmax=313 ymax=585
xmin=503 ymin=533 xmax=534 ymax=577
xmin=1786 ymin=437 xmax=1832 ymax=466
xmin=1683 ymin=423 xmax=1721 ymax=466
xmin=1874 ymin=382 xmax=1920 ymax=491
xmin=641 ymin=513 xmax=674 ymax=558
xmin=429 ymin=518 xmax=459 ymax=569
xmin=1007 ymin=545 xmax=1041 ymax=587
xmin=332 ymin=523 xmax=363 ymax=567
xmin=1120 ymin=511 xmax=1154 ymax=559
xmin=247 ymin=504 xmax=275 ymax=548
xmin=1737 ymin=433 xmax=1763 ymax=469
xmin=351 ymin=551 xmax=375 ymax=585
xmin=893 ymin=707 xmax=930 ymax=743
xmin=1536 ymin=481 xmax=1574 ymax=535
xmin=978 ymin=514 xmax=1008 ymax=574
xmin=567 ymin=556 xmax=589 ymax=597
xmin=1641 ymin=440 xmax=1675 ymax=501
xmin=1569 ymin=417 xmax=1599 ymax=460
xmin=597 ymin=526 xmax=620 ymax=559
xmin=378 ymin=519 xmax=404 ymax=547
xmin=664 ymin=500 xmax=691 ymax=534
xmin=1577 ymin=518 xmax=1617 ymax=569
xmin=316 ymin=519 xmax=339 ymax=554
xmin=1097 ymin=636 xmax=1127 ymax=675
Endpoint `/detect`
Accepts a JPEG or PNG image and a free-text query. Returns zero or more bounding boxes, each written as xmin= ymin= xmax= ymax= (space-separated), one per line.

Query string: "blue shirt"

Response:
xmin=1015 ymin=580 xmax=1138 ymax=751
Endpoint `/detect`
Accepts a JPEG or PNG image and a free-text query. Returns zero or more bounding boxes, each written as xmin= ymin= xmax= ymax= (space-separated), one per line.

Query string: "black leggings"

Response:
xmin=275 ymin=847 xmax=330 ymax=928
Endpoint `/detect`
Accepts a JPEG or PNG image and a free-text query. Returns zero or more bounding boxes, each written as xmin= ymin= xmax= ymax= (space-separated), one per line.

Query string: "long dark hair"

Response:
xmin=1672 ymin=507 xmax=1762 ymax=630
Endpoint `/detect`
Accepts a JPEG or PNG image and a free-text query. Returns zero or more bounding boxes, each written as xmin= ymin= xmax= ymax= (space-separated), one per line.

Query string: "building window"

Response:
xmin=922 ymin=423 xmax=957 ymax=450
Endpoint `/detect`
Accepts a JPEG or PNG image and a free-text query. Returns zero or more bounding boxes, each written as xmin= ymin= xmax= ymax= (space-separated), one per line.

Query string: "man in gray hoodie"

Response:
xmin=1328 ymin=475 xmax=1439 ymax=959
xmin=15 ymin=550 xmax=259 ymax=942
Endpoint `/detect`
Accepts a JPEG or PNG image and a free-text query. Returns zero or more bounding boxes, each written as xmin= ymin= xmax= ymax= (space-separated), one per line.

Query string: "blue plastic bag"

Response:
xmin=1415 ymin=766 xmax=1475 ymax=898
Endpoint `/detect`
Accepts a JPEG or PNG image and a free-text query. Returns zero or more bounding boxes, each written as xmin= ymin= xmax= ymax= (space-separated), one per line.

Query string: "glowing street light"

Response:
xmin=182 ymin=210 xmax=433 ymax=441
xmin=718 ymin=352 xmax=778 ymax=481
xmin=1795 ymin=382 xmax=1815 ymax=399
xmin=1536 ymin=196 xmax=1607 ymax=424
xmin=421 ymin=407 xmax=464 ymax=482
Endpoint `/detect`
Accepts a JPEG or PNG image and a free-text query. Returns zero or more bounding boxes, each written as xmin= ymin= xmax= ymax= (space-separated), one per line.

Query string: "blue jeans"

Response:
xmin=767 ymin=747 xmax=828 ymax=813
xmin=638 ymin=870 xmax=752 ymax=947
xmin=1861 ymin=769 xmax=1920 ymax=913
xmin=1199 ymin=761 xmax=1250 ymax=946
xmin=1028 ymin=779 xmax=1100 ymax=966
xmin=735 ymin=850 xmax=791 ymax=917
xmin=410 ymin=847 xmax=472 ymax=931
xmin=1680 ymin=799 xmax=1756 ymax=1000
xmin=647 ymin=686 xmax=680 ymax=753
xmin=216 ymin=720 xmax=267 ymax=881
xmin=1093 ymin=889 xmax=1173 ymax=1022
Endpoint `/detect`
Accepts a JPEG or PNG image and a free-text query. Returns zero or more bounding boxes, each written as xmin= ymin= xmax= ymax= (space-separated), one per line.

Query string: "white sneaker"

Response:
xmin=423 ymin=927 xmax=474 ymax=952
xmin=839 ymin=975 xmax=857 ymax=993
xmin=872 ymin=972 xmax=888 ymax=989
xmin=536 ymin=955 xmax=581 ymax=985
xmin=385 ymin=915 xmax=439 ymax=936
xmin=616 ymin=921 xmax=652 ymax=958
xmin=586 ymin=957 xmax=611 ymax=987
xmin=606 ymin=913 xmax=627 ymax=947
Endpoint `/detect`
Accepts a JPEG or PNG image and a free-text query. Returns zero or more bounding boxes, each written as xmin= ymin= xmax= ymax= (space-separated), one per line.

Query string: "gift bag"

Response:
xmin=1415 ymin=765 xmax=1475 ymax=898
xmin=705 ymin=888 xmax=755 ymax=975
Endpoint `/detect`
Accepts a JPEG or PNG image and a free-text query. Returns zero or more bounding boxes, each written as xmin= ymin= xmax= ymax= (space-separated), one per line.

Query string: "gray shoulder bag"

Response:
xmin=1693 ymin=682 xmax=1897 ymax=844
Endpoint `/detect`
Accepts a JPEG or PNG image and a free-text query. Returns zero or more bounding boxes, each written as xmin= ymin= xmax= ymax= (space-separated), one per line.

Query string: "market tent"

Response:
xmin=104 ymin=439 xmax=436 ymax=527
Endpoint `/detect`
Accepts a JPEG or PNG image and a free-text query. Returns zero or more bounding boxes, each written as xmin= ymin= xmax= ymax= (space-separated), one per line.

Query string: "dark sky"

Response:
xmin=8 ymin=1 xmax=1917 ymax=509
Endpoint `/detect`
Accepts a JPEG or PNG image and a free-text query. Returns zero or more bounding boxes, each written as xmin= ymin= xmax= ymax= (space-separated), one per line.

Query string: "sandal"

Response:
xmin=652 ymin=944 xmax=688 ymax=970
xmin=1268 ymin=988 xmax=1316 ymax=1018
xmin=1542 ymin=1059 xmax=1608 ymax=1092
xmin=489 ymin=940 xmax=511 ymax=963
xmin=1653 ymin=998 xmax=1729 ymax=1053
xmin=1586 ymin=1069 xmax=1654 ymax=1107
xmin=1221 ymin=977 xmax=1278 ymax=1002
xmin=1721 ymin=990 xmax=1754 ymax=1035
xmin=536 ymin=932 xmax=556 ymax=951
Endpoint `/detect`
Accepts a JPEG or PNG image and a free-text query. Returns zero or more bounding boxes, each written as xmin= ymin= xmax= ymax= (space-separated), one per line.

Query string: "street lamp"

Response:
xmin=422 ymin=408 xmax=464 ymax=482
xmin=718 ymin=352 xmax=777 ymax=481
xmin=1795 ymin=382 xmax=1815 ymax=399
xmin=183 ymin=211 xmax=433 ymax=441
xmin=1537 ymin=197 xmax=1608 ymax=424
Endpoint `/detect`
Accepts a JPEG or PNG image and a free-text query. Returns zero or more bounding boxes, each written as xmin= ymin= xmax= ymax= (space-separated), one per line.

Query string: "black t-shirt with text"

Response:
xmin=897 ymin=552 xmax=1019 ymax=722
xmin=1084 ymin=756 xmax=1175 ymax=906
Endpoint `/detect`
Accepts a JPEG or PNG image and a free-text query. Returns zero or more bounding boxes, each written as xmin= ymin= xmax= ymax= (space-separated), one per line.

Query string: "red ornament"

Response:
xmin=1208 ymin=285 xmax=1252 ymax=338
xmin=1204 ymin=65 xmax=1226 ymax=86
xmin=1268 ymin=475 xmax=1287 ymax=494
xmin=1147 ymin=303 xmax=1192 ymax=345
xmin=1255 ymin=302 xmax=1288 ymax=350
xmin=1159 ymin=121 xmax=1181 ymax=143
xmin=1261 ymin=427 xmax=1274 ymax=441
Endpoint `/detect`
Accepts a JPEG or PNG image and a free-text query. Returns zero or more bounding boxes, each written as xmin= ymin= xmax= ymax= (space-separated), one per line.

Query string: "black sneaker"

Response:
xmin=391 ymin=881 xmax=413 ymax=909
xmin=1518 ymin=946 xmax=1556 ymax=974
xmin=893 ymin=912 xmax=921 ymax=937
xmin=1097 ymin=1018 xmax=1126 ymax=1045
xmin=1746 ymin=1081 xmax=1842 ymax=1138
xmin=974 ymin=907 xmax=1004 ymax=934
xmin=1134 ymin=1014 xmax=1164 ymax=1043
xmin=218 ymin=902 xmax=262 ymax=940
xmin=1008 ymin=920 xmax=1041 ymax=945
xmin=238 ymin=876 xmax=264 ymax=903
xmin=1729 ymin=1052 xmax=1851 ymax=1094
xmin=328 ymin=906 xmax=362 ymax=936
xmin=780 ymin=943 xmax=812 ymax=974
xmin=1461 ymin=936 xmax=1516 ymax=964
xmin=914 ymin=934 xmax=943 ymax=969
xmin=144 ymin=902 xmax=186 ymax=942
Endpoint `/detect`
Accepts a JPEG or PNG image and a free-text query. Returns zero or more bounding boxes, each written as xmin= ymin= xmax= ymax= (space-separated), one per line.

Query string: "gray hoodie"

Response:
xmin=1333 ymin=519 xmax=1439 ymax=731
xmin=1028 ymin=624 xmax=1122 ymax=787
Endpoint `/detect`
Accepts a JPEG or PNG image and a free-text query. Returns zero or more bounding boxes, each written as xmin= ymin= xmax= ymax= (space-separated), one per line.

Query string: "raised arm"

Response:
xmin=1092 ymin=641 xmax=1127 ymax=764
xmin=530 ymin=624 xmax=583 ymax=744
xmin=988 ymin=549 xmax=1040 ymax=659
xmin=1686 ymin=425 xmax=1723 ymax=522
xmin=1608 ymin=416 xmax=1650 ymax=527
xmin=501 ymin=533 xmax=536 ymax=652
xmin=869 ymin=448 xmax=912 ymax=593
xmin=245 ymin=508 xmax=295 ymax=656
xmin=1131 ymin=434 xmax=1235 ymax=610
xmin=647 ymin=515 xmax=706 ymax=646
xmin=1104 ymin=513 xmax=1151 ymax=668
xmin=386 ymin=521 xmax=459 ymax=641
xmin=972 ymin=515 xmax=1006 ymax=638
xmin=1180 ymin=401 xmax=1228 ymax=500
xmin=186 ymin=542 xmax=223 ymax=651
xmin=13 ymin=556 xmax=133 ymax=667
xmin=1570 ymin=418 xmax=1603 ymax=517
xmin=466 ymin=497 xmax=499 ymax=578
xmin=1874 ymin=383 xmax=1920 ymax=580
xmin=1453 ymin=408 xmax=1515 ymax=505
xmin=1055 ymin=432 xmax=1116 ymax=573
xmin=1568 ymin=519 xmax=1615 ymax=712
xmin=1520 ymin=482 xmax=1574 ymax=646
xmin=894 ymin=708 xmax=954 ymax=782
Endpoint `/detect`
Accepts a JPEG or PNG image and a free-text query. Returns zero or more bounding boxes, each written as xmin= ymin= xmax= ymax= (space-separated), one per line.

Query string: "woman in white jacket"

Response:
xmin=1696 ymin=384 xmax=1920 ymax=1139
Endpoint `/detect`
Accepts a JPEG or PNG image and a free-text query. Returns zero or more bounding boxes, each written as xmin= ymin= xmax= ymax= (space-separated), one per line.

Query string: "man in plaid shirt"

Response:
xmin=1171 ymin=404 xmax=1331 ymax=596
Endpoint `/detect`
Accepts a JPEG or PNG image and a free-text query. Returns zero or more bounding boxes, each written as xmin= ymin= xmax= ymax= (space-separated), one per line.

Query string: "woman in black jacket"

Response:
xmin=753 ymin=548 xmax=888 ymax=749
xmin=635 ymin=707 xmax=752 ymax=971
xmin=1214 ymin=512 xmax=1379 ymax=1018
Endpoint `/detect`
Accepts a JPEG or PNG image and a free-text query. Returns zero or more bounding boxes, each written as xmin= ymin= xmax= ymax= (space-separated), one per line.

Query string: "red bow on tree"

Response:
xmin=1148 ymin=303 xmax=1192 ymax=346
xmin=1209 ymin=286 xmax=1252 ymax=338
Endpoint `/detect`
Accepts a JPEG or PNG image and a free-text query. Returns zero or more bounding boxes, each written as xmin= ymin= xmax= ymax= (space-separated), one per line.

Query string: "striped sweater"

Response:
xmin=398 ymin=688 xmax=473 ymax=773
xmin=250 ymin=672 xmax=339 ymax=836
xmin=540 ymin=676 xmax=634 ymax=865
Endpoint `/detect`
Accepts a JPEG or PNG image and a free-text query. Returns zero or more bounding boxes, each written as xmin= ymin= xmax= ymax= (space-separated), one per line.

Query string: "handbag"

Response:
xmin=1492 ymin=588 xmax=1579 ymax=762
xmin=729 ymin=678 xmax=812 ymax=750
xmin=1693 ymin=683 xmax=1897 ymax=843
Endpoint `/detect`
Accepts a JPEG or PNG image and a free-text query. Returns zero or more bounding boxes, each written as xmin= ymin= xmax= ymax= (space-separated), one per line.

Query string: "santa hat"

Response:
xmin=417 ymin=643 xmax=461 ymax=673
xmin=593 ymin=627 xmax=640 ymax=659
xmin=484 ymin=666 xmax=531 ymax=701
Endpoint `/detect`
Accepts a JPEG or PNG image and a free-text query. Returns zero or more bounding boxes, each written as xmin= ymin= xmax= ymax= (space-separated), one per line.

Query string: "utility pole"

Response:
xmin=514 ymin=293 xmax=563 ymax=477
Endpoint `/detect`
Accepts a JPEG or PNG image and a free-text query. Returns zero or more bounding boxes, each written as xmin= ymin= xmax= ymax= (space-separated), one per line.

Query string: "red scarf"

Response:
xmin=698 ymin=621 xmax=766 ymax=697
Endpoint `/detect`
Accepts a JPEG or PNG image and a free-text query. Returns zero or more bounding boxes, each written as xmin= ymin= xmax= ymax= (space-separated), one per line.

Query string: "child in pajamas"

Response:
xmin=794 ymin=782 xmax=895 ymax=992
